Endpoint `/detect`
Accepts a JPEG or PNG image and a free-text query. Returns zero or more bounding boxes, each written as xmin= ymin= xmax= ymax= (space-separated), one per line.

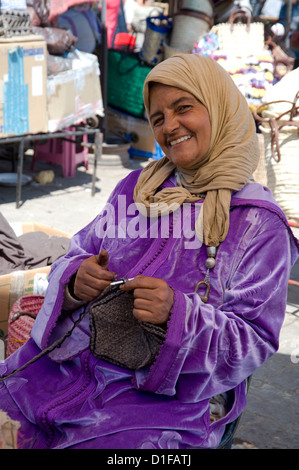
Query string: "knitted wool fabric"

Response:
xmin=89 ymin=286 xmax=165 ymax=370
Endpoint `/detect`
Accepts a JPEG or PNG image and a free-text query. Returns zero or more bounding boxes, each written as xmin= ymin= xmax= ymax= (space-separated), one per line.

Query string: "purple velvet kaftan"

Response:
xmin=0 ymin=169 xmax=298 ymax=449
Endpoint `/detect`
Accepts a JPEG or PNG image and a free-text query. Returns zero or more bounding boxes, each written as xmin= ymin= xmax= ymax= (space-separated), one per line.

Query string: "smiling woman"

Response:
xmin=0 ymin=54 xmax=298 ymax=450
xmin=148 ymin=85 xmax=211 ymax=169
xmin=136 ymin=53 xmax=261 ymax=248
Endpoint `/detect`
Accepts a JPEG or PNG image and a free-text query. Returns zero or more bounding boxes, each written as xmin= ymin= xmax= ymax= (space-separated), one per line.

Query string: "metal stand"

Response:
xmin=0 ymin=126 xmax=102 ymax=208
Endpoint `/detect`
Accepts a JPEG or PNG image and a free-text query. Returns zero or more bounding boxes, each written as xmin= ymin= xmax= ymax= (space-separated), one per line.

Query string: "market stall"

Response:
xmin=0 ymin=0 xmax=104 ymax=207
xmin=0 ymin=0 xmax=297 ymax=208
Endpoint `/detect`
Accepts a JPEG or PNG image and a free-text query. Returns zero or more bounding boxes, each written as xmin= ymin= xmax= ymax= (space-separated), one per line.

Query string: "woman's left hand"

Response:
xmin=120 ymin=275 xmax=174 ymax=325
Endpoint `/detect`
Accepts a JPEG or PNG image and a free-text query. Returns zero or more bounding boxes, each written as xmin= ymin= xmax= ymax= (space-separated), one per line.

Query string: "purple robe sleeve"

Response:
xmin=134 ymin=210 xmax=296 ymax=401
xmin=31 ymin=175 xmax=136 ymax=352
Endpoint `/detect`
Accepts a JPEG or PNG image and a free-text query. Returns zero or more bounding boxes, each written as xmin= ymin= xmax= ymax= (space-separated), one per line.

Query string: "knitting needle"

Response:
xmin=110 ymin=277 xmax=135 ymax=286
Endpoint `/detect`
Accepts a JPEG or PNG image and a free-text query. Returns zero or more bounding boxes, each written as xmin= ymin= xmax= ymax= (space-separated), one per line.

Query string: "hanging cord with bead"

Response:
xmin=195 ymin=246 xmax=216 ymax=303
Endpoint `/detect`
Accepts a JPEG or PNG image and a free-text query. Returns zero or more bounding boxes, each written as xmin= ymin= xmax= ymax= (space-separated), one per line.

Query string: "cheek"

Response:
xmin=153 ymin=128 xmax=164 ymax=148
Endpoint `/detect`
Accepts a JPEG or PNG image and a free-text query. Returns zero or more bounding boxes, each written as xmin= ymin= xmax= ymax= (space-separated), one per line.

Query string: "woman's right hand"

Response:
xmin=73 ymin=250 xmax=116 ymax=301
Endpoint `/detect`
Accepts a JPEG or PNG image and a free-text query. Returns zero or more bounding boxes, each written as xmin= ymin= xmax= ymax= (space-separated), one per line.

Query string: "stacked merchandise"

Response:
xmin=192 ymin=10 xmax=275 ymax=112
xmin=0 ymin=0 xmax=48 ymax=137
xmin=27 ymin=0 xmax=103 ymax=131
xmin=46 ymin=50 xmax=103 ymax=133
xmin=0 ymin=0 xmax=103 ymax=138
xmin=0 ymin=0 xmax=31 ymax=36
xmin=210 ymin=49 xmax=274 ymax=112
xmin=26 ymin=0 xmax=78 ymax=74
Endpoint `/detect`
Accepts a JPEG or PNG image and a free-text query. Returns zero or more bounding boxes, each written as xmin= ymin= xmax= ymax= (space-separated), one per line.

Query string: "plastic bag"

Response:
xmin=32 ymin=26 xmax=78 ymax=55
xmin=27 ymin=6 xmax=42 ymax=26
xmin=26 ymin=0 xmax=50 ymax=26
xmin=47 ymin=54 xmax=73 ymax=74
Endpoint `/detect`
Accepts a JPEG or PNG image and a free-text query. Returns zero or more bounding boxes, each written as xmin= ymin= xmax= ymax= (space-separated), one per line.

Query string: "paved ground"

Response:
xmin=0 ymin=149 xmax=298 ymax=449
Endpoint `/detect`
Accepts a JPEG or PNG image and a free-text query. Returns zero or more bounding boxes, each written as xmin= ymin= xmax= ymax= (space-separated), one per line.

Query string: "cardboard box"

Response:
xmin=0 ymin=222 xmax=70 ymax=336
xmin=9 ymin=221 xmax=70 ymax=238
xmin=0 ymin=35 xmax=48 ymax=138
xmin=47 ymin=51 xmax=104 ymax=132
xmin=107 ymin=106 xmax=164 ymax=160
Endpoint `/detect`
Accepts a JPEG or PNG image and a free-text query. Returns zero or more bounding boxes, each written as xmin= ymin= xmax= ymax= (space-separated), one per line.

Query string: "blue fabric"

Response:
xmin=57 ymin=7 xmax=101 ymax=53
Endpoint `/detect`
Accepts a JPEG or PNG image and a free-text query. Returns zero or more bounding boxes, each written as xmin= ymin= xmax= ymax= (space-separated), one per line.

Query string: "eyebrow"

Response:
xmin=149 ymin=96 xmax=195 ymax=122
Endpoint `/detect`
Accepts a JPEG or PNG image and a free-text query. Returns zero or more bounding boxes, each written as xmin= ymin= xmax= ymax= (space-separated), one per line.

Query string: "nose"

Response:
xmin=162 ymin=112 xmax=179 ymax=135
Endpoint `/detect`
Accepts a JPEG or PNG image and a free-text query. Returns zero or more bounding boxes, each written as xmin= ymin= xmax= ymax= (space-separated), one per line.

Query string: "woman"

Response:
xmin=0 ymin=54 xmax=298 ymax=449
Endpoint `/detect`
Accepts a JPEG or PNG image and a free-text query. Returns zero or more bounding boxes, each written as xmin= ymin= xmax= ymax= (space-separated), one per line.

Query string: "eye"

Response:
xmin=152 ymin=115 xmax=164 ymax=127
xmin=177 ymin=104 xmax=191 ymax=113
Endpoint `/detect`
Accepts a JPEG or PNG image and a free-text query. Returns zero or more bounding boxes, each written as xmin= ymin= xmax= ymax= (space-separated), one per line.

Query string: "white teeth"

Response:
xmin=169 ymin=135 xmax=191 ymax=146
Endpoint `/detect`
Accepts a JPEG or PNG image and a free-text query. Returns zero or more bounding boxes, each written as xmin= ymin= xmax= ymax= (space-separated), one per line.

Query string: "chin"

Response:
xmin=170 ymin=156 xmax=199 ymax=170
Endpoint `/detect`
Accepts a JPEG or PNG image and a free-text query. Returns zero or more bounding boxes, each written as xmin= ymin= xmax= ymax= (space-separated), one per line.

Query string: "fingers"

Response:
xmin=96 ymin=249 xmax=109 ymax=270
xmin=120 ymin=276 xmax=174 ymax=325
xmin=74 ymin=270 xmax=115 ymax=301
xmin=73 ymin=256 xmax=174 ymax=324
xmin=132 ymin=298 xmax=160 ymax=324
xmin=73 ymin=251 xmax=116 ymax=301
xmin=120 ymin=275 xmax=159 ymax=291
xmin=132 ymin=294 xmax=172 ymax=324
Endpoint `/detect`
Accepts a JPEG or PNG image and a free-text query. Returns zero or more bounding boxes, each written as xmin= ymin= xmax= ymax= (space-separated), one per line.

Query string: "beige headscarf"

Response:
xmin=133 ymin=54 xmax=260 ymax=246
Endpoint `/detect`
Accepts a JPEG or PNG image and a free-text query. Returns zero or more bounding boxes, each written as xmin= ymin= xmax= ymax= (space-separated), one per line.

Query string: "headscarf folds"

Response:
xmin=133 ymin=54 xmax=260 ymax=246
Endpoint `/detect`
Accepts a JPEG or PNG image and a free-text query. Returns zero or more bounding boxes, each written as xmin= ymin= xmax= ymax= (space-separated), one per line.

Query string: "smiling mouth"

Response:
xmin=169 ymin=135 xmax=191 ymax=146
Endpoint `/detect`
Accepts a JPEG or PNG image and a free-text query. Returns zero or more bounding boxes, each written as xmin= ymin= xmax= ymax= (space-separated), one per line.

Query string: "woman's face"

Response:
xmin=149 ymin=83 xmax=211 ymax=169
